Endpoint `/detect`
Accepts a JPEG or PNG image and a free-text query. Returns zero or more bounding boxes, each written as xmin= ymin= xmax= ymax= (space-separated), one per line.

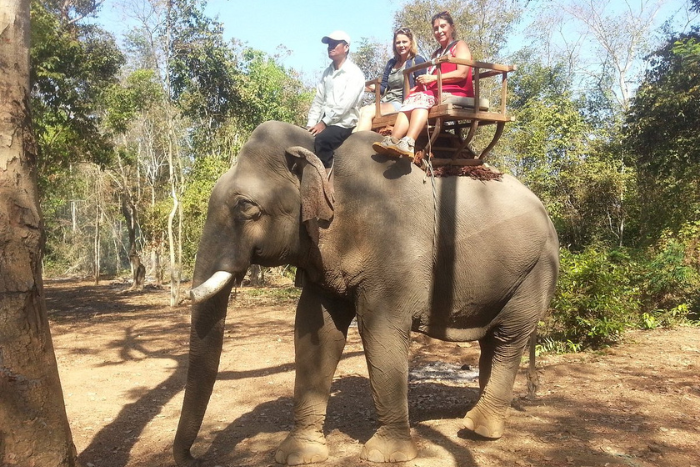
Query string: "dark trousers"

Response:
xmin=314 ymin=125 xmax=354 ymax=168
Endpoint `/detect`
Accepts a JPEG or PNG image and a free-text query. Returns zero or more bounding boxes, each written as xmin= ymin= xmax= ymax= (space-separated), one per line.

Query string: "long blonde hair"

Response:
xmin=392 ymin=27 xmax=418 ymax=61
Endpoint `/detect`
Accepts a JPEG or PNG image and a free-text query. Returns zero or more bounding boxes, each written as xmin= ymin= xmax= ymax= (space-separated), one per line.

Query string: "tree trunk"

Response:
xmin=112 ymin=230 xmax=121 ymax=277
xmin=122 ymin=197 xmax=145 ymax=289
xmin=0 ymin=0 xmax=78 ymax=465
xmin=165 ymin=3 xmax=180 ymax=307
xmin=249 ymin=265 xmax=264 ymax=286
xmin=167 ymin=139 xmax=180 ymax=306
xmin=93 ymin=187 xmax=101 ymax=285
xmin=150 ymin=238 xmax=163 ymax=287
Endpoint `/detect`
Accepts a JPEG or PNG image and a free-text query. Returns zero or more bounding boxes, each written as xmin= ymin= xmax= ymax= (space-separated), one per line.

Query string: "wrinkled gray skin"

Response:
xmin=173 ymin=121 xmax=559 ymax=466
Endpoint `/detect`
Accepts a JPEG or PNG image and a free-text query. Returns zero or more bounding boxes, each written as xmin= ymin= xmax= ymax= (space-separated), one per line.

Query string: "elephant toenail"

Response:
xmin=366 ymin=449 xmax=385 ymax=462
xmin=464 ymin=417 xmax=475 ymax=431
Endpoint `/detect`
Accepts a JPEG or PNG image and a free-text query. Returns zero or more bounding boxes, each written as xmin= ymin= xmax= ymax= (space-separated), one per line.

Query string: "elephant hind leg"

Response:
xmin=464 ymin=321 xmax=536 ymax=439
xmin=465 ymin=257 xmax=556 ymax=439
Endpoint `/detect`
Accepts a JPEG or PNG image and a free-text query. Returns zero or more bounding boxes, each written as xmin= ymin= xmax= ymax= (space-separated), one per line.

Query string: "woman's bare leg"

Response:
xmin=406 ymin=108 xmax=429 ymax=141
xmin=357 ymin=103 xmax=402 ymax=132
xmin=355 ymin=104 xmax=377 ymax=132
xmin=391 ymin=111 xmax=411 ymax=140
xmin=379 ymin=102 xmax=398 ymax=117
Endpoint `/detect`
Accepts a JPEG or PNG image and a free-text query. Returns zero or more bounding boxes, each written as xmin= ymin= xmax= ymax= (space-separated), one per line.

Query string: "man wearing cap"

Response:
xmin=307 ymin=30 xmax=366 ymax=175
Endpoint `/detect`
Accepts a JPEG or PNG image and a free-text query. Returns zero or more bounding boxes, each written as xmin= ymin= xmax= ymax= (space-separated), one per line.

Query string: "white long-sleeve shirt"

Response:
xmin=306 ymin=58 xmax=366 ymax=129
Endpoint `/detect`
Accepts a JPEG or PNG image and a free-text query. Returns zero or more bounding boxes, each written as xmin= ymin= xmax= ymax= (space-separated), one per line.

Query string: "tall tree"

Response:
xmin=0 ymin=0 xmax=78 ymax=464
xmin=168 ymin=0 xmax=239 ymax=154
xmin=624 ymin=28 xmax=700 ymax=242
xmin=499 ymin=50 xmax=632 ymax=248
xmin=43 ymin=0 xmax=106 ymax=25
xmin=104 ymin=69 xmax=164 ymax=288
xmin=31 ymin=1 xmax=124 ymax=184
xmin=526 ymin=0 xmax=670 ymax=115
xmin=31 ymin=0 xmax=124 ymax=275
xmin=351 ymin=37 xmax=391 ymax=84
xmin=234 ymin=47 xmax=313 ymax=133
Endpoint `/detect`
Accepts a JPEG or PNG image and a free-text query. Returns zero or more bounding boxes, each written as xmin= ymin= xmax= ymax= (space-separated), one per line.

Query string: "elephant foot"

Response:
xmin=275 ymin=428 xmax=328 ymax=465
xmin=464 ymin=405 xmax=505 ymax=439
xmin=360 ymin=426 xmax=418 ymax=463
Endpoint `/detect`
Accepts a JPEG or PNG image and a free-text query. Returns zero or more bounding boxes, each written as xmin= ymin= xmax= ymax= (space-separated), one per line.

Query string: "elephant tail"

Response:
xmin=526 ymin=329 xmax=539 ymax=399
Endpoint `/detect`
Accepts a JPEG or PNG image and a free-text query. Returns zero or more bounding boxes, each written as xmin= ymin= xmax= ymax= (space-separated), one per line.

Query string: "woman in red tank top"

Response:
xmin=373 ymin=11 xmax=474 ymax=159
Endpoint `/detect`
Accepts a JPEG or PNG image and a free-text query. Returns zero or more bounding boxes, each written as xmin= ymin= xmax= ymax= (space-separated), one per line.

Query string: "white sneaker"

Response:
xmin=372 ymin=136 xmax=415 ymax=159
xmin=372 ymin=136 xmax=398 ymax=155
xmin=391 ymin=137 xmax=415 ymax=158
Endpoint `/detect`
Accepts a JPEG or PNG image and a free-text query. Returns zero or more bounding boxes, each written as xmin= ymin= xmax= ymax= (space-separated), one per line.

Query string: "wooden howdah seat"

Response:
xmin=366 ymin=56 xmax=516 ymax=167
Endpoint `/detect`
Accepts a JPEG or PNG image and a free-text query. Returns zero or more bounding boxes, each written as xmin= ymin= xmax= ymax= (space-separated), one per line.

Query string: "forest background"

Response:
xmin=33 ymin=0 xmax=700 ymax=350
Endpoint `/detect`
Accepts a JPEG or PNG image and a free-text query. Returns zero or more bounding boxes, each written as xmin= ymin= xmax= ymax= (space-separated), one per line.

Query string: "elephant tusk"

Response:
xmin=190 ymin=271 xmax=234 ymax=303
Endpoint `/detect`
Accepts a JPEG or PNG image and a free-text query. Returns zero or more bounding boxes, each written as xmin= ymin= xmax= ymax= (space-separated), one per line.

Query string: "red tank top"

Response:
xmin=428 ymin=42 xmax=474 ymax=97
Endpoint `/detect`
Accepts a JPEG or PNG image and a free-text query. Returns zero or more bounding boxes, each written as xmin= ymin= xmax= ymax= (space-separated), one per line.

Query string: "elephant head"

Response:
xmin=173 ymin=121 xmax=334 ymax=466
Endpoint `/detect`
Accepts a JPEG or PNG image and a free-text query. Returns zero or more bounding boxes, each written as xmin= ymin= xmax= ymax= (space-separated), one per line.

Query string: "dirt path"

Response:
xmin=46 ymin=279 xmax=700 ymax=467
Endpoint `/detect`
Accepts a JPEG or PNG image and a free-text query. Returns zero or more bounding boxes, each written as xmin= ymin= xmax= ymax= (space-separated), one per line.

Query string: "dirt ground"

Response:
xmin=45 ymin=278 xmax=700 ymax=467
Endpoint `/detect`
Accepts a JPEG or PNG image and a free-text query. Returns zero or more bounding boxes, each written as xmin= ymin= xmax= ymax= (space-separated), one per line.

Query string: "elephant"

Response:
xmin=173 ymin=120 xmax=559 ymax=466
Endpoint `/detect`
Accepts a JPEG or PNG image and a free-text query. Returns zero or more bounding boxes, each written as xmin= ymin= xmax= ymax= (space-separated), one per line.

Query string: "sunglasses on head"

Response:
xmin=395 ymin=27 xmax=412 ymax=36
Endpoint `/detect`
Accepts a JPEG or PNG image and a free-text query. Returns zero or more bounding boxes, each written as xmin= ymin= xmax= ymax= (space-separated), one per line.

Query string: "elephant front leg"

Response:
xmin=357 ymin=313 xmax=418 ymax=463
xmin=275 ymin=287 xmax=354 ymax=466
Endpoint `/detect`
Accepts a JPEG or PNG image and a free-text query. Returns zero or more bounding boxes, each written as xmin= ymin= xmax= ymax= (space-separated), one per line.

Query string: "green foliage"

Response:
xmin=122 ymin=26 xmax=161 ymax=72
xmin=168 ymin=0 xmax=239 ymax=128
xmin=501 ymin=57 xmax=625 ymax=249
xmin=544 ymin=237 xmax=700 ymax=353
xmin=495 ymin=52 xmax=637 ymax=251
xmin=180 ymin=155 xmax=231 ymax=270
xmin=104 ymin=70 xmax=163 ymax=134
xmin=550 ymin=147 xmax=633 ymax=249
xmin=31 ymin=0 xmax=124 ymax=186
xmin=32 ymin=1 xmax=127 ymax=278
xmin=673 ymin=37 xmax=700 ymax=65
xmin=243 ymin=287 xmax=301 ymax=303
xmin=508 ymin=54 xmax=572 ymax=109
xmin=36 ymin=0 xmax=317 ymax=280
xmin=626 ymin=31 xmax=700 ymax=178
xmin=641 ymin=225 xmax=700 ymax=322
xmin=536 ymin=336 xmax=582 ymax=354
xmin=500 ymin=55 xmax=586 ymax=177
xmin=624 ymin=31 xmax=700 ymax=243
xmin=234 ymin=48 xmax=313 ymax=133
xmin=547 ymin=247 xmax=641 ymax=349
xmin=141 ymin=199 xmax=171 ymax=254
xmin=41 ymin=173 xmax=92 ymax=275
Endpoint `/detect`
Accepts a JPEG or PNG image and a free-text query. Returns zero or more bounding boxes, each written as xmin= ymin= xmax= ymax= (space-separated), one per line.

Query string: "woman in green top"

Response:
xmin=355 ymin=28 xmax=427 ymax=132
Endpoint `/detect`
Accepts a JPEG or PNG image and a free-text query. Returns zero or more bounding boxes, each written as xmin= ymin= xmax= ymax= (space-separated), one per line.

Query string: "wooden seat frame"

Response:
xmin=367 ymin=57 xmax=516 ymax=166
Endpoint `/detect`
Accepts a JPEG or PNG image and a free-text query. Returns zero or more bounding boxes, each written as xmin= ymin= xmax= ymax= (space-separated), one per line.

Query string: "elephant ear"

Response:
xmin=286 ymin=146 xmax=335 ymax=225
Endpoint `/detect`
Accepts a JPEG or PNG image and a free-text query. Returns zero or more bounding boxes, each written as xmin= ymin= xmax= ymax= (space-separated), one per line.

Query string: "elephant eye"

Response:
xmin=235 ymin=198 xmax=262 ymax=220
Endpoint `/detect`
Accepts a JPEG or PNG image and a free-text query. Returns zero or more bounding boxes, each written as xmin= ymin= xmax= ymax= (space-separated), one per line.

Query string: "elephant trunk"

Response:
xmin=174 ymin=282 xmax=234 ymax=466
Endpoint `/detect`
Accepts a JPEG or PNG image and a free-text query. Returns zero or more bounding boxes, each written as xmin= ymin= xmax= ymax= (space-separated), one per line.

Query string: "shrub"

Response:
xmin=543 ymin=236 xmax=700 ymax=353
xmin=544 ymin=246 xmax=641 ymax=349
xmin=640 ymin=226 xmax=700 ymax=324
